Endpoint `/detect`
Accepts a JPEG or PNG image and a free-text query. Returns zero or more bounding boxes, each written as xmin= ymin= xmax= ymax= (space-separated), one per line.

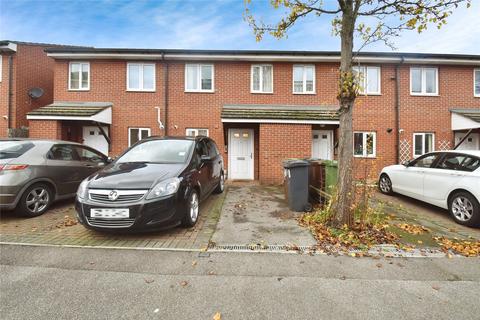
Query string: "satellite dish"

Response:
xmin=28 ymin=87 xmax=44 ymax=99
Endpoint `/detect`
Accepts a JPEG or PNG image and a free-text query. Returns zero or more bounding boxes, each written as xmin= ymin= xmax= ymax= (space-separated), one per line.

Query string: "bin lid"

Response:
xmin=283 ymin=159 xmax=310 ymax=168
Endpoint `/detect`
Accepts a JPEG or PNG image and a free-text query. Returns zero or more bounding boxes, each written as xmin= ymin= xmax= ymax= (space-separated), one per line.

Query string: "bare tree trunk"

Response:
xmin=332 ymin=0 xmax=356 ymax=228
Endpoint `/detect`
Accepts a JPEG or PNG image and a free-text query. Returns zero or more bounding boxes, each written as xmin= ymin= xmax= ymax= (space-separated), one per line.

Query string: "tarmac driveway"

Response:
xmin=211 ymin=183 xmax=316 ymax=247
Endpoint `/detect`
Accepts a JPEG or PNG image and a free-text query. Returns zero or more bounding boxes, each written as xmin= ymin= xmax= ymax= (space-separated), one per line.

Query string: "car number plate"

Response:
xmin=90 ymin=208 xmax=129 ymax=219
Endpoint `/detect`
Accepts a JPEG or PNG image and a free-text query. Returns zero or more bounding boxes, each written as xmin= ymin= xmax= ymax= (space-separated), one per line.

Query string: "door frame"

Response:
xmin=312 ymin=129 xmax=334 ymax=160
xmin=228 ymin=128 xmax=254 ymax=180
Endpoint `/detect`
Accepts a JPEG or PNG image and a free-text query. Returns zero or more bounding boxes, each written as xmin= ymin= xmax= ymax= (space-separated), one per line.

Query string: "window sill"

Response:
xmin=185 ymin=90 xmax=215 ymax=93
xmin=126 ymin=89 xmax=156 ymax=92
xmin=353 ymin=155 xmax=377 ymax=159
xmin=293 ymin=92 xmax=316 ymax=95
xmin=251 ymin=91 xmax=274 ymax=94
xmin=410 ymin=93 xmax=439 ymax=97
xmin=68 ymin=89 xmax=90 ymax=92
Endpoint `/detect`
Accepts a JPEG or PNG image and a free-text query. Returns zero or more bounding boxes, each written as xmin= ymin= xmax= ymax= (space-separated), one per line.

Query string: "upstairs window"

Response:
xmin=185 ymin=64 xmax=214 ymax=92
xmin=410 ymin=67 xmax=438 ymax=95
xmin=251 ymin=64 xmax=273 ymax=93
xmin=353 ymin=132 xmax=376 ymax=158
xmin=127 ymin=63 xmax=155 ymax=91
xmin=413 ymin=133 xmax=435 ymax=157
xmin=475 ymin=69 xmax=480 ymax=97
xmin=129 ymin=128 xmax=151 ymax=147
xmin=186 ymin=128 xmax=209 ymax=137
xmin=353 ymin=66 xmax=381 ymax=95
xmin=293 ymin=65 xmax=315 ymax=94
xmin=69 ymin=62 xmax=90 ymax=90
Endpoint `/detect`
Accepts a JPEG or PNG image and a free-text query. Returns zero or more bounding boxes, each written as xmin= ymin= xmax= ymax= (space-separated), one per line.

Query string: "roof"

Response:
xmin=450 ymin=109 xmax=480 ymax=123
xmin=27 ymin=102 xmax=112 ymax=117
xmin=221 ymin=104 xmax=339 ymax=122
xmin=0 ymin=40 xmax=91 ymax=48
xmin=44 ymin=47 xmax=480 ymax=65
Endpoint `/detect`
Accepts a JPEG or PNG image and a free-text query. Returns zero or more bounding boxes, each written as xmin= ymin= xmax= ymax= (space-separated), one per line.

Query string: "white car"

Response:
xmin=379 ymin=150 xmax=480 ymax=227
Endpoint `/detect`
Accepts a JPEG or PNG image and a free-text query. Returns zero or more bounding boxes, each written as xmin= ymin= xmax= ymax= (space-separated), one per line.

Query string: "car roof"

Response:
xmin=0 ymin=138 xmax=83 ymax=145
xmin=142 ymin=135 xmax=209 ymax=142
xmin=431 ymin=150 xmax=480 ymax=157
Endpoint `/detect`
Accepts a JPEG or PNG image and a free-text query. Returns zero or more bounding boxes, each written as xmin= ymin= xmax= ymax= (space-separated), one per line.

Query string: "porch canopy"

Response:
xmin=27 ymin=101 xmax=112 ymax=124
xmin=450 ymin=108 xmax=480 ymax=130
xmin=221 ymin=104 xmax=340 ymax=124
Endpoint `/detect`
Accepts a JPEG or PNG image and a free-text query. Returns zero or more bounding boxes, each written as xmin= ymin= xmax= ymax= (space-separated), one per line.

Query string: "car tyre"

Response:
xmin=17 ymin=183 xmax=53 ymax=218
xmin=448 ymin=191 xmax=480 ymax=227
xmin=378 ymin=174 xmax=393 ymax=195
xmin=213 ymin=171 xmax=225 ymax=194
xmin=181 ymin=190 xmax=199 ymax=228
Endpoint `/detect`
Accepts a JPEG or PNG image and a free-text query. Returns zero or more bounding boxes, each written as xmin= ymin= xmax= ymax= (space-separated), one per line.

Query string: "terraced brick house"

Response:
xmin=26 ymin=48 xmax=480 ymax=184
xmin=0 ymin=41 xmax=67 ymax=137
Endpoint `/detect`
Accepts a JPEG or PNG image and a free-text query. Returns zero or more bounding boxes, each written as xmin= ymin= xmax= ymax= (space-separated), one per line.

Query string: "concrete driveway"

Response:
xmin=211 ymin=183 xmax=316 ymax=247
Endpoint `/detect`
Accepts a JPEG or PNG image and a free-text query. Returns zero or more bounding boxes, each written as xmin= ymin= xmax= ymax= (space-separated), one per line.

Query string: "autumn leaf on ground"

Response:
xmin=397 ymin=223 xmax=430 ymax=235
xmin=192 ymin=260 xmax=197 ymax=266
xmin=144 ymin=278 xmax=154 ymax=284
xmin=180 ymin=281 xmax=188 ymax=287
xmin=432 ymin=285 xmax=440 ymax=291
xmin=434 ymin=237 xmax=480 ymax=257
xmin=376 ymin=263 xmax=383 ymax=268
xmin=213 ymin=312 xmax=221 ymax=320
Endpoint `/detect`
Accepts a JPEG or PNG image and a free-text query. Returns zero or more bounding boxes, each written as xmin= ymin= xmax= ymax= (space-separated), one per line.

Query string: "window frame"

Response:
xmin=126 ymin=62 xmax=156 ymax=92
xmin=68 ymin=61 xmax=90 ymax=91
xmin=410 ymin=67 xmax=439 ymax=96
xmin=184 ymin=63 xmax=215 ymax=93
xmin=413 ymin=132 xmax=435 ymax=157
xmin=353 ymin=131 xmax=377 ymax=158
xmin=292 ymin=64 xmax=316 ymax=94
xmin=128 ymin=127 xmax=151 ymax=147
xmin=474 ymin=69 xmax=480 ymax=98
xmin=186 ymin=128 xmax=209 ymax=137
xmin=353 ymin=65 xmax=381 ymax=95
xmin=250 ymin=64 xmax=273 ymax=94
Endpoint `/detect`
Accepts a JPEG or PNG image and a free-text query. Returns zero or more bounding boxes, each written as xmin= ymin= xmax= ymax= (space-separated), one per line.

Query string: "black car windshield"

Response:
xmin=117 ymin=140 xmax=194 ymax=164
xmin=0 ymin=141 xmax=35 ymax=159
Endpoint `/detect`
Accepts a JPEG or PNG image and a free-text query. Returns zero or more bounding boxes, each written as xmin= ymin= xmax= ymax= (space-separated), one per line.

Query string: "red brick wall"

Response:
xmin=259 ymin=123 xmax=312 ymax=184
xmin=47 ymin=58 xmax=480 ymax=184
xmin=29 ymin=120 xmax=61 ymax=139
xmin=0 ymin=53 xmax=15 ymax=136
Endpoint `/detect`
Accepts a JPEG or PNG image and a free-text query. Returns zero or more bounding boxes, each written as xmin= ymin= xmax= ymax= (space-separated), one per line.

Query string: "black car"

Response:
xmin=75 ymin=136 xmax=225 ymax=231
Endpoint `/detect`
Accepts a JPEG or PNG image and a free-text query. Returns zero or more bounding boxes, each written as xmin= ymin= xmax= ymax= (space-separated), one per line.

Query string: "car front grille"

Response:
xmin=86 ymin=217 xmax=136 ymax=228
xmin=88 ymin=189 xmax=148 ymax=203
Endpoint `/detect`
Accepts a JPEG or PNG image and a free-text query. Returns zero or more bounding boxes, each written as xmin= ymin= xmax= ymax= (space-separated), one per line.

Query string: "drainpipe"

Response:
xmin=7 ymin=55 xmax=14 ymax=131
xmin=394 ymin=57 xmax=404 ymax=163
xmin=162 ymin=52 xmax=169 ymax=136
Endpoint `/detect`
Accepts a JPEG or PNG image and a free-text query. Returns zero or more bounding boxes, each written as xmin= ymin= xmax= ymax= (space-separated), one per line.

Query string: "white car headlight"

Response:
xmin=146 ymin=177 xmax=180 ymax=200
xmin=77 ymin=179 xmax=89 ymax=200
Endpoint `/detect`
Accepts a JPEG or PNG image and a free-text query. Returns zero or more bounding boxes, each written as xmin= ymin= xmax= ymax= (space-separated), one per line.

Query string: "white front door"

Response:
xmin=83 ymin=126 xmax=109 ymax=155
xmin=455 ymin=132 xmax=480 ymax=150
xmin=312 ymin=130 xmax=333 ymax=160
xmin=228 ymin=128 xmax=254 ymax=180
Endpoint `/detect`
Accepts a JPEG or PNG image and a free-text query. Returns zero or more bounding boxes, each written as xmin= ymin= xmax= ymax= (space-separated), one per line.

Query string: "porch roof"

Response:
xmin=221 ymin=104 xmax=340 ymax=124
xmin=450 ymin=109 xmax=480 ymax=130
xmin=27 ymin=101 xmax=113 ymax=124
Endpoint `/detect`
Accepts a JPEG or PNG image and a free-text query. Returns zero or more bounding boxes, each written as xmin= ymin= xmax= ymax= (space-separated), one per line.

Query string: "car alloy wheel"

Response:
xmin=189 ymin=192 xmax=199 ymax=223
xmin=379 ymin=175 xmax=392 ymax=194
xmin=451 ymin=196 xmax=474 ymax=222
xmin=26 ymin=187 xmax=50 ymax=214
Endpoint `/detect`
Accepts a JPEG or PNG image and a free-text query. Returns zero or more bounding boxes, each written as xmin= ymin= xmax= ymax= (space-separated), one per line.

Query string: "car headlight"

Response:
xmin=77 ymin=179 xmax=89 ymax=200
xmin=146 ymin=177 xmax=180 ymax=200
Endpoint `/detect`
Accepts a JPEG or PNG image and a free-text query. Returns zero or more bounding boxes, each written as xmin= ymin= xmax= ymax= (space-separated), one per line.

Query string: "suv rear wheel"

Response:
xmin=448 ymin=191 xmax=480 ymax=227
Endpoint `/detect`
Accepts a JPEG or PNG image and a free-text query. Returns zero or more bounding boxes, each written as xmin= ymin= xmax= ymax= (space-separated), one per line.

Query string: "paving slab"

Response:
xmin=211 ymin=184 xmax=316 ymax=246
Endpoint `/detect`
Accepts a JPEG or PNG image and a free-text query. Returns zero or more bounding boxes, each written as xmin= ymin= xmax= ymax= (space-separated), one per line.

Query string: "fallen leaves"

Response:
xmin=180 ymin=280 xmax=188 ymax=287
xmin=56 ymin=215 xmax=78 ymax=228
xmin=432 ymin=285 xmax=441 ymax=291
xmin=397 ymin=223 xmax=430 ymax=235
xmin=144 ymin=278 xmax=154 ymax=284
xmin=213 ymin=312 xmax=222 ymax=320
xmin=434 ymin=237 xmax=480 ymax=257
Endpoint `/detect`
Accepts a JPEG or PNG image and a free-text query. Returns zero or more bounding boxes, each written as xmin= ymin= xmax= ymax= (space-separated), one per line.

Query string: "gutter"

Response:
xmin=395 ymin=56 xmax=405 ymax=163
xmin=162 ymin=52 xmax=169 ymax=136
xmin=7 ymin=55 xmax=13 ymax=130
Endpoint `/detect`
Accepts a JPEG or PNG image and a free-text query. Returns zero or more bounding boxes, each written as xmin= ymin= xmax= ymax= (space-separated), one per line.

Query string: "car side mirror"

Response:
xmin=106 ymin=157 xmax=114 ymax=163
xmin=402 ymin=160 xmax=410 ymax=167
xmin=201 ymin=155 xmax=211 ymax=162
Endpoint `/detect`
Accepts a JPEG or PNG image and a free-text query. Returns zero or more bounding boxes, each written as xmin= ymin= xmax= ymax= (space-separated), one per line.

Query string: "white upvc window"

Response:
xmin=251 ymin=64 xmax=273 ymax=93
xmin=127 ymin=63 xmax=155 ymax=91
xmin=413 ymin=133 xmax=435 ymax=157
xmin=186 ymin=128 xmax=209 ymax=137
xmin=474 ymin=69 xmax=480 ymax=97
xmin=185 ymin=64 xmax=214 ymax=92
xmin=293 ymin=65 xmax=315 ymax=94
xmin=69 ymin=62 xmax=90 ymax=90
xmin=353 ymin=66 xmax=381 ymax=95
xmin=128 ymin=128 xmax=151 ymax=147
xmin=410 ymin=67 xmax=438 ymax=95
xmin=353 ymin=132 xmax=376 ymax=158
